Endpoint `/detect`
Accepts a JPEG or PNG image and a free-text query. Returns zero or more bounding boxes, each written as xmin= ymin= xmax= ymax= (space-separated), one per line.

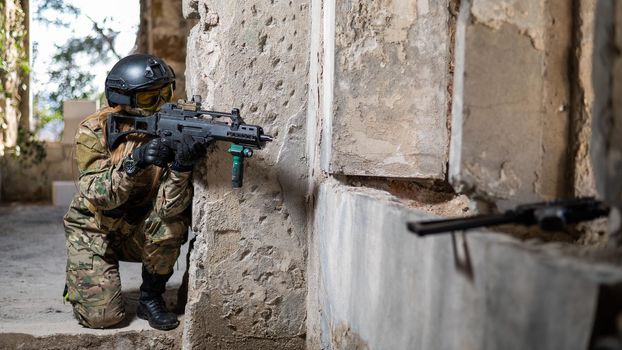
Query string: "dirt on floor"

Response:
xmin=0 ymin=204 xmax=189 ymax=348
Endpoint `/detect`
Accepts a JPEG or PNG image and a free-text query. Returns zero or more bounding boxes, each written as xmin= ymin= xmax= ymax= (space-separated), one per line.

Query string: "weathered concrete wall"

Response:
xmin=302 ymin=1 xmax=622 ymax=349
xmin=310 ymin=179 xmax=622 ymax=349
xmin=0 ymin=99 xmax=97 ymax=203
xmin=135 ymin=0 xmax=191 ymax=101
xmin=450 ymin=0 xmax=573 ymax=209
xmin=1 ymin=142 xmax=76 ymax=202
xmin=1 ymin=100 xmax=93 ymax=203
xmin=324 ymin=0 xmax=450 ymax=179
xmin=303 ymin=2 xmax=459 ymax=346
xmin=175 ymin=0 xmax=622 ymax=348
xmin=593 ymin=0 xmax=622 ymax=245
xmin=182 ymin=0 xmax=309 ymax=348
xmin=572 ymin=0 xmax=598 ymax=198
xmin=569 ymin=0 xmax=609 ymax=246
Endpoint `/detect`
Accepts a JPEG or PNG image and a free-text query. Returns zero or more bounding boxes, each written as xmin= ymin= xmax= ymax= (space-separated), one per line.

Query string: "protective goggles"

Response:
xmin=134 ymin=84 xmax=174 ymax=110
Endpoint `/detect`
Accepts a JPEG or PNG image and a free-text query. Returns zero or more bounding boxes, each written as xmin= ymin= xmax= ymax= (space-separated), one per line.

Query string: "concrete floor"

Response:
xmin=0 ymin=204 xmax=189 ymax=336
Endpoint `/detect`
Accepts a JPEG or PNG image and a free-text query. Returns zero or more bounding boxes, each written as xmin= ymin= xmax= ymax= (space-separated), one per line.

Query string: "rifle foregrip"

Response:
xmin=232 ymin=155 xmax=244 ymax=188
xmin=229 ymin=145 xmax=253 ymax=188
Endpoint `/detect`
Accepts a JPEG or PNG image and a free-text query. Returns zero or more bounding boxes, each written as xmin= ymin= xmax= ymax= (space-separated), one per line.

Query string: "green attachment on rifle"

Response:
xmin=228 ymin=144 xmax=253 ymax=188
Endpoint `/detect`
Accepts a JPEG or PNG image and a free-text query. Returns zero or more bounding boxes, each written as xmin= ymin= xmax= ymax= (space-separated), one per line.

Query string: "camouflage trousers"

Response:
xmin=63 ymin=204 xmax=188 ymax=329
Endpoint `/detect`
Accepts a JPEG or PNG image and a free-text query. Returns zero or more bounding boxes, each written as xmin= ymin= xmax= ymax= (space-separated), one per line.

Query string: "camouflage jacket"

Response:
xmin=70 ymin=107 xmax=193 ymax=233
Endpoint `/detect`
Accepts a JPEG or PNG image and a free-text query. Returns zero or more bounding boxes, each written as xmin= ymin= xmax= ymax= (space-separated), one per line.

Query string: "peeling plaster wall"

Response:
xmin=182 ymin=0 xmax=309 ymax=348
xmin=328 ymin=0 xmax=450 ymax=179
xmin=450 ymin=0 xmax=573 ymax=209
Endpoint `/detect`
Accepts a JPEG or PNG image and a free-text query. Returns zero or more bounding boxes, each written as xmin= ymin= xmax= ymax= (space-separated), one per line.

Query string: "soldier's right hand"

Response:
xmin=132 ymin=138 xmax=174 ymax=168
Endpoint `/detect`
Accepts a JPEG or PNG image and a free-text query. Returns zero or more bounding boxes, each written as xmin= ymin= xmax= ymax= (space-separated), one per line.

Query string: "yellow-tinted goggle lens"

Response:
xmin=135 ymin=84 xmax=174 ymax=108
xmin=161 ymin=84 xmax=173 ymax=101
xmin=135 ymin=90 xmax=160 ymax=107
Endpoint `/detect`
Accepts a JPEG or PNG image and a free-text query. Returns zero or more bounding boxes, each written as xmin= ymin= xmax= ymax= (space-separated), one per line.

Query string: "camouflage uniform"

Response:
xmin=63 ymin=107 xmax=192 ymax=328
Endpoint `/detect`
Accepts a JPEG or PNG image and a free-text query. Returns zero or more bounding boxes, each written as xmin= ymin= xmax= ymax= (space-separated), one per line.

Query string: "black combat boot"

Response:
xmin=137 ymin=267 xmax=179 ymax=330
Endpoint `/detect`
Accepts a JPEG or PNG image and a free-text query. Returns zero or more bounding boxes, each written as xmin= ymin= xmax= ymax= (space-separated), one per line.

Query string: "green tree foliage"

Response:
xmin=0 ymin=0 xmax=43 ymax=167
xmin=34 ymin=0 xmax=79 ymax=26
xmin=0 ymin=0 xmax=29 ymax=107
xmin=34 ymin=0 xmax=122 ymax=131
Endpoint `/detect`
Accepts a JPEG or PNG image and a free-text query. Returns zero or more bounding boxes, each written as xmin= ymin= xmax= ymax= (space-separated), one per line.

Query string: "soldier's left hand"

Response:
xmin=171 ymin=134 xmax=207 ymax=171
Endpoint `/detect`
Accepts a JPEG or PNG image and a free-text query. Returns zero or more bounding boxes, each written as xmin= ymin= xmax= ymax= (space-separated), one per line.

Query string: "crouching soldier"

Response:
xmin=63 ymin=54 xmax=204 ymax=330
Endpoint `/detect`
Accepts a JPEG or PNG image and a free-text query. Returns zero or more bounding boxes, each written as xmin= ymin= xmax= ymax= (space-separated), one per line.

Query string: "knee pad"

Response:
xmin=73 ymin=301 xmax=126 ymax=329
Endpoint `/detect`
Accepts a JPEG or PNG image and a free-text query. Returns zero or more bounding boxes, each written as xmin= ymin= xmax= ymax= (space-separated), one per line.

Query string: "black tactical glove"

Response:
xmin=171 ymin=134 xmax=207 ymax=172
xmin=124 ymin=138 xmax=174 ymax=175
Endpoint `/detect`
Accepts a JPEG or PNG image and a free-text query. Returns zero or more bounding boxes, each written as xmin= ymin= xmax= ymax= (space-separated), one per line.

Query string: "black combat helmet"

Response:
xmin=105 ymin=54 xmax=176 ymax=107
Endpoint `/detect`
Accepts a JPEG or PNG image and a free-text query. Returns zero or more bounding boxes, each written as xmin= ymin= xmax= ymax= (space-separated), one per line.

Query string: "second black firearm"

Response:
xmin=107 ymin=95 xmax=274 ymax=188
xmin=407 ymin=197 xmax=609 ymax=236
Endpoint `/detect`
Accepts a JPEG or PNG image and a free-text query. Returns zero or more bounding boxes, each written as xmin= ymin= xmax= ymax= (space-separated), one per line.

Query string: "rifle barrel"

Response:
xmin=260 ymin=135 xmax=273 ymax=142
xmin=407 ymin=213 xmax=518 ymax=236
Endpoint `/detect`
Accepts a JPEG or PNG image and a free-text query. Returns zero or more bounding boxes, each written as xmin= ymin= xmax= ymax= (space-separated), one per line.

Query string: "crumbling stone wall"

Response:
xmin=305 ymin=0 xmax=622 ymax=348
xmin=1 ymin=143 xmax=75 ymax=202
xmin=572 ymin=0 xmax=598 ymax=198
xmin=182 ymin=0 xmax=308 ymax=348
xmin=328 ymin=0 xmax=450 ymax=179
xmin=450 ymin=0 xmax=573 ymax=210
xmin=180 ymin=0 xmax=622 ymax=348
xmin=305 ymin=1 xmax=463 ymax=348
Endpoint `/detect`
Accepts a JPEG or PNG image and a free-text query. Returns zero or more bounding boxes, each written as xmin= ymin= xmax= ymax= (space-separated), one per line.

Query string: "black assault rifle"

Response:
xmin=407 ymin=197 xmax=609 ymax=236
xmin=107 ymin=95 xmax=273 ymax=188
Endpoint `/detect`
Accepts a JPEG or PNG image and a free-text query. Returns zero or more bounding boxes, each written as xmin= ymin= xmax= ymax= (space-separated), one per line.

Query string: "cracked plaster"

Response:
xmin=181 ymin=0 xmax=309 ymax=348
xmin=450 ymin=0 xmax=572 ymax=209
